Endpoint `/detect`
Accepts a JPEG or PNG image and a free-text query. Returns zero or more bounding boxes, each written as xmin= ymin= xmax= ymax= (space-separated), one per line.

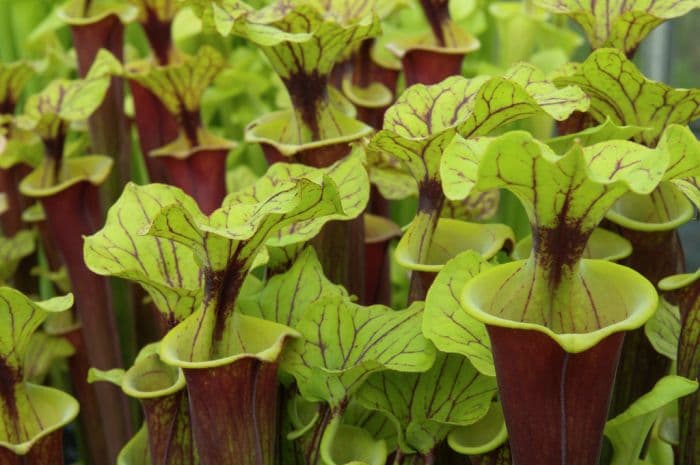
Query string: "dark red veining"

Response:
xmin=129 ymin=80 xmax=178 ymax=183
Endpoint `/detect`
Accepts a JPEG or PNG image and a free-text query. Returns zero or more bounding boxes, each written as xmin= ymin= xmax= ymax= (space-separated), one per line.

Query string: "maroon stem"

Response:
xmin=282 ymin=71 xmax=329 ymax=140
xmin=402 ymin=50 xmax=465 ymax=86
xmin=674 ymin=279 xmax=700 ymax=465
xmin=184 ymin=358 xmax=280 ymax=465
xmin=351 ymin=42 xmax=374 ymax=89
xmin=418 ymin=0 xmax=449 ymax=47
xmin=142 ymin=8 xmax=173 ymax=66
xmin=142 ymin=390 xmax=197 ymax=465
xmin=555 ymin=111 xmax=596 ymax=136
xmin=312 ymin=217 xmax=366 ymax=303
xmin=36 ymin=218 xmax=109 ymax=465
xmin=409 ymin=271 xmax=438 ymax=304
xmin=129 ymin=80 xmax=179 ymax=183
xmin=70 ymin=15 xmax=132 ymax=198
xmin=0 ymin=430 xmax=64 ymax=465
xmin=368 ymin=186 xmax=391 ymax=224
xmin=63 ymin=327 xmax=112 ymax=465
xmin=351 ymin=41 xmax=400 ymax=130
xmin=160 ymin=148 xmax=229 ymax=215
xmin=608 ymin=228 xmax=681 ymax=417
xmin=363 ymin=239 xmax=392 ymax=306
xmin=136 ymin=291 xmax=170 ymax=344
xmin=488 ymin=326 xmax=624 ymax=465
xmin=39 ymin=181 xmax=132 ymax=462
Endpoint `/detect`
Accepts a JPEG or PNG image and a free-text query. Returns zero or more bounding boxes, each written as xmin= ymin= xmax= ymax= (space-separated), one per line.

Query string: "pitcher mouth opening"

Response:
xmin=605 ymin=185 xmax=694 ymax=232
xmin=461 ymin=259 xmax=658 ymax=353
xmin=0 ymin=384 xmax=79 ymax=456
xmin=395 ymin=218 xmax=514 ymax=273
xmin=245 ymin=109 xmax=373 ymax=158
xmin=159 ymin=311 xmax=300 ymax=370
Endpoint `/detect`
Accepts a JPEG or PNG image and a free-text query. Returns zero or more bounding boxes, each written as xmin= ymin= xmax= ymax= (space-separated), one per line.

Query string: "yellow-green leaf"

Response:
xmin=280 ymin=295 xmax=435 ymax=408
xmin=537 ymin=0 xmax=699 ymax=54
xmin=554 ymin=49 xmax=700 ymax=146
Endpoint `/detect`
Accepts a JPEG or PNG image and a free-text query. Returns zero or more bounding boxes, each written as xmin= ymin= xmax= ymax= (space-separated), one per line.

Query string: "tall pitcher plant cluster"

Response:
xmin=0 ymin=0 xmax=699 ymax=464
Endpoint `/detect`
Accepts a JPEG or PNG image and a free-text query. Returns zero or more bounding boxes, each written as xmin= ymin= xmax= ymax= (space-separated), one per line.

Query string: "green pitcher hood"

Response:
xmin=13 ymin=49 xmax=119 ymax=145
xmin=536 ymin=0 xmax=698 ymax=54
xmin=211 ymin=1 xmax=380 ymax=78
xmin=442 ymin=130 xmax=670 ymax=288
xmin=604 ymin=124 xmax=700 ymax=231
xmin=87 ymin=169 xmax=348 ymax=362
xmin=0 ymin=60 xmax=34 ymax=111
xmin=84 ymin=182 xmax=202 ymax=325
xmin=211 ymin=0 xmax=380 ymax=140
xmin=371 ymin=65 xmax=588 ymax=192
xmin=126 ymin=46 xmax=226 ymax=130
xmin=0 ymin=130 xmax=43 ymax=170
xmin=554 ymin=49 xmax=700 ymax=147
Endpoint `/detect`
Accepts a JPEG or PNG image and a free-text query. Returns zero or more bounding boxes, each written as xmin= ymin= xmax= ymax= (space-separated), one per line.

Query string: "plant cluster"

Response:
xmin=0 ymin=0 xmax=698 ymax=465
